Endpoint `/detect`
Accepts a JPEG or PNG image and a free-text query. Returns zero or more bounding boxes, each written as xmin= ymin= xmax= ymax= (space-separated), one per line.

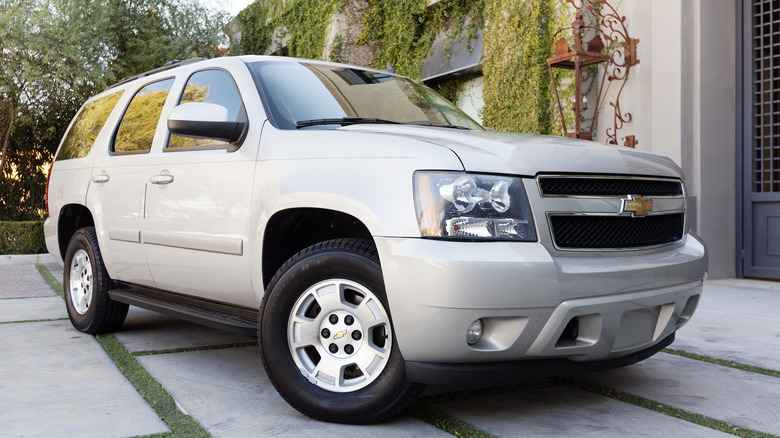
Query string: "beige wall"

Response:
xmin=695 ymin=0 xmax=738 ymax=279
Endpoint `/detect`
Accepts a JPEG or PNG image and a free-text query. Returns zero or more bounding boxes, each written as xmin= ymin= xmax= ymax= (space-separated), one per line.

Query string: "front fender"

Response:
xmin=247 ymin=123 xmax=464 ymax=298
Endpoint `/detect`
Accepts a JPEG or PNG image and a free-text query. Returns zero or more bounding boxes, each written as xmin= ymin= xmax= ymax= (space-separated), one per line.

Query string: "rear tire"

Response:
xmin=259 ymin=238 xmax=424 ymax=424
xmin=63 ymin=227 xmax=128 ymax=334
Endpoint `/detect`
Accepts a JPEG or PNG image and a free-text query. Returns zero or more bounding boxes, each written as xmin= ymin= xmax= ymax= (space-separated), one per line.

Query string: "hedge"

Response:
xmin=0 ymin=221 xmax=47 ymax=255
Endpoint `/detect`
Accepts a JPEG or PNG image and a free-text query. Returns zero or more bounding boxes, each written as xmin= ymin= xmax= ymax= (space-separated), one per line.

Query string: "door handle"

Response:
xmin=91 ymin=174 xmax=110 ymax=184
xmin=149 ymin=174 xmax=174 ymax=185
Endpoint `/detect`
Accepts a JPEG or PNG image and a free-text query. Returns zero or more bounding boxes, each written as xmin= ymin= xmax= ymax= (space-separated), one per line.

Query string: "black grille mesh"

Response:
xmin=539 ymin=178 xmax=682 ymax=196
xmin=550 ymin=214 xmax=685 ymax=249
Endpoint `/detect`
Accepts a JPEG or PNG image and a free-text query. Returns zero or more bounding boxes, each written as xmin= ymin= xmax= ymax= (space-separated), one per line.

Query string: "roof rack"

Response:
xmin=107 ymin=57 xmax=207 ymax=90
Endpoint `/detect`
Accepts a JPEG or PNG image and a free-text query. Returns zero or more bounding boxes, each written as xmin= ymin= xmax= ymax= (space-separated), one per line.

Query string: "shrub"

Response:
xmin=0 ymin=221 xmax=46 ymax=255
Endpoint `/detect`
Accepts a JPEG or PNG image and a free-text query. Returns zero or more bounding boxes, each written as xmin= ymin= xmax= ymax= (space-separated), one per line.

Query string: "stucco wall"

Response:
xmin=456 ymin=76 xmax=485 ymax=125
xmin=694 ymin=0 xmax=738 ymax=279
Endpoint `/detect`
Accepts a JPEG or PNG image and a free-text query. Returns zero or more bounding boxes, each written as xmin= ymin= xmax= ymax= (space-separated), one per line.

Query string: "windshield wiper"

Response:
xmin=296 ymin=117 xmax=404 ymax=129
xmin=412 ymin=122 xmax=471 ymax=130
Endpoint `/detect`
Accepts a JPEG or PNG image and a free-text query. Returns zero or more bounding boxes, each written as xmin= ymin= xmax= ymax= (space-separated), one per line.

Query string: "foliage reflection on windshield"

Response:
xmin=250 ymin=61 xmax=483 ymax=131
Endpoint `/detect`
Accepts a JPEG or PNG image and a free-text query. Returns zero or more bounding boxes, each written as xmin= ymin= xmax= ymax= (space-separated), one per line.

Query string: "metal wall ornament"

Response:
xmin=547 ymin=0 xmax=639 ymax=147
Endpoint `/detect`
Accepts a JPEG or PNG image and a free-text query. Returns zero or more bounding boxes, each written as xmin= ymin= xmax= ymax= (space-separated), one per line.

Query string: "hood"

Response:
xmin=343 ymin=125 xmax=684 ymax=179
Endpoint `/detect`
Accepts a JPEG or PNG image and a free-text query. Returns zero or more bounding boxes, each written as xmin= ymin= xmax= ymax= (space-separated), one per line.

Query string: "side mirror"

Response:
xmin=167 ymin=102 xmax=247 ymax=143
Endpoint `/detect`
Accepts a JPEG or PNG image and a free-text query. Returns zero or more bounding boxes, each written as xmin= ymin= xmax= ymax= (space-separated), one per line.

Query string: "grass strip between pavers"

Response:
xmin=664 ymin=348 xmax=780 ymax=378
xmin=408 ymin=402 xmax=497 ymax=438
xmin=569 ymin=378 xmax=779 ymax=438
xmin=0 ymin=317 xmax=69 ymax=325
xmin=97 ymin=333 xmax=210 ymax=438
xmin=408 ymin=379 xmax=562 ymax=437
xmin=35 ymin=263 xmax=64 ymax=299
xmin=132 ymin=342 xmax=257 ymax=357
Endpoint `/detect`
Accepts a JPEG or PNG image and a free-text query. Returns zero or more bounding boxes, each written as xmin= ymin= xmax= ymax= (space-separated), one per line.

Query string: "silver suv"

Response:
xmin=44 ymin=55 xmax=707 ymax=424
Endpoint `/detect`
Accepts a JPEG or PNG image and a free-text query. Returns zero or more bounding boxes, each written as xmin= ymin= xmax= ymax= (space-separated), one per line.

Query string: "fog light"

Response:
xmin=466 ymin=319 xmax=483 ymax=345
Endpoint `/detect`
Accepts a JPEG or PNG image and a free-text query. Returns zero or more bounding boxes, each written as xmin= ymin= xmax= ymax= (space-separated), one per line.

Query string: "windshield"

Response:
xmin=249 ymin=60 xmax=483 ymax=131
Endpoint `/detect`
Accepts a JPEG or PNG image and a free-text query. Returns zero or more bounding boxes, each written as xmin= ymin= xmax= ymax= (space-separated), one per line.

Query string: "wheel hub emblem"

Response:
xmin=333 ymin=329 xmax=347 ymax=340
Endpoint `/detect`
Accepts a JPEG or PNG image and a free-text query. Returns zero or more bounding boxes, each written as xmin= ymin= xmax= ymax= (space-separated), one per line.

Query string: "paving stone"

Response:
xmin=44 ymin=261 xmax=63 ymax=279
xmin=434 ymin=385 xmax=732 ymax=437
xmin=137 ymin=346 xmax=450 ymax=437
xmin=709 ymin=279 xmax=780 ymax=292
xmin=0 ymin=320 xmax=169 ymax=437
xmin=114 ymin=306 xmax=255 ymax=353
xmin=674 ymin=282 xmax=780 ymax=372
xmin=0 ymin=296 xmax=65 ymax=323
xmin=0 ymin=264 xmax=56 ymax=298
xmin=578 ymin=352 xmax=780 ymax=435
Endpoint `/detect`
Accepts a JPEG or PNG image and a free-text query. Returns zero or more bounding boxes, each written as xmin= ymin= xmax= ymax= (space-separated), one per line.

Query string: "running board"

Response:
xmin=109 ymin=283 xmax=258 ymax=337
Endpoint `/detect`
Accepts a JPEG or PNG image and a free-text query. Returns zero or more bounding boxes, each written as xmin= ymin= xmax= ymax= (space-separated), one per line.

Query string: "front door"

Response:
xmin=142 ymin=68 xmax=258 ymax=308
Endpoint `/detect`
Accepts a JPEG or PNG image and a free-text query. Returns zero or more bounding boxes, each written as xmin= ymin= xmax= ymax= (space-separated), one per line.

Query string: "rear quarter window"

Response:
xmin=55 ymin=91 xmax=124 ymax=161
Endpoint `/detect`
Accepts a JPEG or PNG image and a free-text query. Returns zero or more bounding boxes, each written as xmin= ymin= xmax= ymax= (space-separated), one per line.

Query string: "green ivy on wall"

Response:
xmin=231 ymin=0 xmax=577 ymax=135
xmin=286 ymin=0 xmax=342 ymax=59
xmin=233 ymin=2 xmax=273 ymax=56
xmin=359 ymin=0 xmax=484 ymax=78
xmin=483 ymin=0 xmax=555 ymax=133
xmin=233 ymin=0 xmax=341 ymax=59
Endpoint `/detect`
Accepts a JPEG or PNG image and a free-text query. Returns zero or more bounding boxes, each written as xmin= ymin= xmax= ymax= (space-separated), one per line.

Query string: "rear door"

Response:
xmin=88 ymin=78 xmax=176 ymax=286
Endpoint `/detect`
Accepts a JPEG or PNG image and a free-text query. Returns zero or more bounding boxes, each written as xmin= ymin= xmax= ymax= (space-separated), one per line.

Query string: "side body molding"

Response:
xmin=143 ymin=231 xmax=243 ymax=256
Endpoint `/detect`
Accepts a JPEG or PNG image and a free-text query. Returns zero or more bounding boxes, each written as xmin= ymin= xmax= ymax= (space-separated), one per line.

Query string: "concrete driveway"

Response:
xmin=1 ymin=258 xmax=778 ymax=437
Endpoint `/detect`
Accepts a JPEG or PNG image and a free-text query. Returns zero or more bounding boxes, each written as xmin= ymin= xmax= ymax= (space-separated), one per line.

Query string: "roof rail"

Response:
xmin=107 ymin=57 xmax=207 ymax=90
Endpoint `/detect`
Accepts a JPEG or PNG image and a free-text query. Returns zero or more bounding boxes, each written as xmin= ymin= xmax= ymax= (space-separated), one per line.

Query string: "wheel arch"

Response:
xmin=261 ymin=208 xmax=374 ymax=289
xmin=57 ymin=204 xmax=95 ymax=261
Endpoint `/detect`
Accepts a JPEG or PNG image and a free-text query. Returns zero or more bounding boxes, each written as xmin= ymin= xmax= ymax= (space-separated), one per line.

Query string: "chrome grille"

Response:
xmin=538 ymin=175 xmax=687 ymax=250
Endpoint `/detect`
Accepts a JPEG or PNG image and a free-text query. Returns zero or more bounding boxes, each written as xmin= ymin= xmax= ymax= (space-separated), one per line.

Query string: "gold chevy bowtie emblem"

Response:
xmin=621 ymin=195 xmax=653 ymax=217
xmin=333 ymin=330 xmax=347 ymax=340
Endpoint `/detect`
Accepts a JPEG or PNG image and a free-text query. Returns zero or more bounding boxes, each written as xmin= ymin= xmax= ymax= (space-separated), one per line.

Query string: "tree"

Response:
xmin=0 ymin=0 xmax=230 ymax=220
xmin=0 ymin=0 xmax=104 ymax=219
xmin=104 ymin=0 xmax=230 ymax=81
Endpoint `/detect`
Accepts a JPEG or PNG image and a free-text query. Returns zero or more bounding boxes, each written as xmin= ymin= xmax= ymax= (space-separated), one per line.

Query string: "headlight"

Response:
xmin=414 ymin=172 xmax=537 ymax=241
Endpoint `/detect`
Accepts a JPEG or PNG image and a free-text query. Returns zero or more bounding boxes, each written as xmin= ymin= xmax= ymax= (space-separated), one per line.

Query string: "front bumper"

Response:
xmin=375 ymin=234 xmax=706 ymax=365
xmin=406 ymin=333 xmax=675 ymax=385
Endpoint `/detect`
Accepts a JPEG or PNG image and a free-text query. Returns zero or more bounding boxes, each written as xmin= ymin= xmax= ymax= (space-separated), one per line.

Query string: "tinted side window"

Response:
xmin=56 ymin=91 xmax=124 ymax=161
xmin=169 ymin=69 xmax=243 ymax=148
xmin=114 ymin=78 xmax=175 ymax=153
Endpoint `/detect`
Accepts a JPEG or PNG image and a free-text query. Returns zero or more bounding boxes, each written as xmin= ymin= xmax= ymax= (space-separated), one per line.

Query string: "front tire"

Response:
xmin=259 ymin=239 xmax=424 ymax=424
xmin=63 ymin=227 xmax=128 ymax=334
